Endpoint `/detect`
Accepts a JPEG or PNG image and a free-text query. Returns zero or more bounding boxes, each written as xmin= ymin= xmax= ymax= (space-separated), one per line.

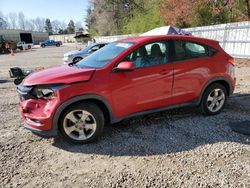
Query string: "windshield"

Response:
xmin=75 ymin=42 xmax=134 ymax=68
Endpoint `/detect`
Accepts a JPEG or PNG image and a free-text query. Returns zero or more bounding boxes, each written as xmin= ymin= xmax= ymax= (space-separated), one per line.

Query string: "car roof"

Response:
xmin=118 ymin=35 xmax=218 ymax=46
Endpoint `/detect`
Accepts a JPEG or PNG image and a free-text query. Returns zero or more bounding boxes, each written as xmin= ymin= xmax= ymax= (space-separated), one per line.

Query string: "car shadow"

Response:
xmin=0 ymin=79 xmax=11 ymax=84
xmin=52 ymin=93 xmax=250 ymax=156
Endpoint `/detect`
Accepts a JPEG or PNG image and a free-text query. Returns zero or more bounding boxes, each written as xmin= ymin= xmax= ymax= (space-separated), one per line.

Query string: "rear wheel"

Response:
xmin=200 ymin=83 xmax=227 ymax=115
xmin=56 ymin=43 xmax=60 ymax=47
xmin=59 ymin=102 xmax=104 ymax=144
xmin=41 ymin=44 xmax=45 ymax=48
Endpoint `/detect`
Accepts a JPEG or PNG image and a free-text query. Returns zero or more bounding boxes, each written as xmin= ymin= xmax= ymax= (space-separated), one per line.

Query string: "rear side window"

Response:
xmin=174 ymin=40 xmax=209 ymax=61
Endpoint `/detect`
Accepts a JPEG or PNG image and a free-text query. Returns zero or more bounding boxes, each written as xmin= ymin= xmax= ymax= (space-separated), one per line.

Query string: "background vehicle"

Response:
xmin=17 ymin=41 xmax=33 ymax=50
xmin=0 ymin=35 xmax=17 ymax=54
xmin=40 ymin=40 xmax=62 ymax=48
xmin=17 ymin=35 xmax=236 ymax=144
xmin=63 ymin=42 xmax=108 ymax=63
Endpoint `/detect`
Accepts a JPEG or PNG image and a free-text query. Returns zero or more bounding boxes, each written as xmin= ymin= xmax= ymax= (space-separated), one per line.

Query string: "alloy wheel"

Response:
xmin=63 ymin=110 xmax=97 ymax=141
xmin=206 ymin=88 xmax=225 ymax=113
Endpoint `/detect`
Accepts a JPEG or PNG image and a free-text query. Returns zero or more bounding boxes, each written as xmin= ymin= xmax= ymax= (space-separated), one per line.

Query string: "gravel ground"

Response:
xmin=0 ymin=45 xmax=249 ymax=188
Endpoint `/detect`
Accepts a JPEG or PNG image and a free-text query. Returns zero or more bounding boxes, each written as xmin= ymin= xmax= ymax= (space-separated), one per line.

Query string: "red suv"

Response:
xmin=17 ymin=35 xmax=236 ymax=144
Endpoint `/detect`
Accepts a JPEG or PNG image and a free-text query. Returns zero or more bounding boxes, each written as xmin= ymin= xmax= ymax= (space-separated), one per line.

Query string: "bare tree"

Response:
xmin=32 ymin=17 xmax=45 ymax=32
xmin=18 ymin=12 xmax=26 ymax=30
xmin=25 ymin=20 xmax=35 ymax=31
xmin=8 ymin=12 xmax=17 ymax=29
xmin=0 ymin=11 xmax=9 ymax=29
xmin=75 ymin=21 xmax=84 ymax=31
xmin=51 ymin=20 xmax=61 ymax=34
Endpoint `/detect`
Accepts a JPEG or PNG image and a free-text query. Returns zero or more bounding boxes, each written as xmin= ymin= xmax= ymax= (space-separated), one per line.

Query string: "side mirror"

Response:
xmin=113 ymin=61 xmax=135 ymax=72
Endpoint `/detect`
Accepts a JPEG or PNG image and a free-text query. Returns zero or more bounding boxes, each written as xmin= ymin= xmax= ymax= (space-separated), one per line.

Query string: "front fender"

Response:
xmin=52 ymin=94 xmax=115 ymax=133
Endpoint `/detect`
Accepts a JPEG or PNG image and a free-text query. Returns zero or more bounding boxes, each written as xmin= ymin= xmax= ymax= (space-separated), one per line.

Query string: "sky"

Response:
xmin=0 ymin=0 xmax=89 ymax=26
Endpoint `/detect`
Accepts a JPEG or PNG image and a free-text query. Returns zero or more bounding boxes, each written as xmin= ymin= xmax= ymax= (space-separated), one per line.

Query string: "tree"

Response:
xmin=51 ymin=20 xmax=60 ymax=34
xmin=25 ymin=20 xmax=35 ymax=31
xmin=122 ymin=0 xmax=164 ymax=34
xmin=8 ymin=12 xmax=17 ymax=29
xmin=18 ymin=12 xmax=25 ymax=30
xmin=44 ymin=18 xmax=53 ymax=35
xmin=86 ymin=0 xmax=164 ymax=36
xmin=0 ymin=11 xmax=9 ymax=29
xmin=0 ymin=17 xmax=8 ymax=29
xmin=160 ymin=0 xmax=249 ymax=27
xmin=75 ymin=21 xmax=84 ymax=31
xmin=67 ymin=20 xmax=75 ymax=34
xmin=160 ymin=0 xmax=193 ymax=28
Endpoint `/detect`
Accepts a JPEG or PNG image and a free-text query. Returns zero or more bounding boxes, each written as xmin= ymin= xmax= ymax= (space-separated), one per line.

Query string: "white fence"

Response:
xmin=93 ymin=21 xmax=250 ymax=58
xmin=185 ymin=21 xmax=250 ymax=58
xmin=94 ymin=34 xmax=135 ymax=43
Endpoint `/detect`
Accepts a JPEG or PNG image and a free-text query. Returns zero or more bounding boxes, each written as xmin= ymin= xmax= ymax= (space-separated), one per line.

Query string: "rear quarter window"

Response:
xmin=174 ymin=40 xmax=216 ymax=61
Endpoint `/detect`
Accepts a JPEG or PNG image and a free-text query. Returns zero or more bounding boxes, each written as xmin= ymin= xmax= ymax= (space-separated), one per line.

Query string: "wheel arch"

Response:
xmin=52 ymin=94 xmax=114 ymax=133
xmin=73 ymin=56 xmax=83 ymax=62
xmin=198 ymin=77 xmax=233 ymax=104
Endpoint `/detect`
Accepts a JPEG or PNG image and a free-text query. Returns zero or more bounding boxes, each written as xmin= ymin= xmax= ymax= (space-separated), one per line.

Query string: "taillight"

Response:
xmin=228 ymin=63 xmax=235 ymax=78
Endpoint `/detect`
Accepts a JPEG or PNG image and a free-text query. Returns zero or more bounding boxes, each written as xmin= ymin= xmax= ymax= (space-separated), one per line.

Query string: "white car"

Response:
xmin=17 ymin=41 xmax=33 ymax=50
xmin=63 ymin=42 xmax=108 ymax=64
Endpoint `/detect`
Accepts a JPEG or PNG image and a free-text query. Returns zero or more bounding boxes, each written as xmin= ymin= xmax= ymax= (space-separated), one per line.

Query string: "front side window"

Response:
xmin=75 ymin=42 xmax=134 ymax=68
xmin=125 ymin=41 xmax=169 ymax=68
xmin=174 ymin=40 xmax=208 ymax=61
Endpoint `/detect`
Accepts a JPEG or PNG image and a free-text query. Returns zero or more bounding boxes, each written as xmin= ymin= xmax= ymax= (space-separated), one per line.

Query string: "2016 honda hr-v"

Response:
xmin=17 ymin=35 xmax=236 ymax=144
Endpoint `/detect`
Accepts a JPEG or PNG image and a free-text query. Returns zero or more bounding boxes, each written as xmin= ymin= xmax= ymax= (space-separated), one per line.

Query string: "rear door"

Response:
xmin=172 ymin=40 xmax=212 ymax=104
xmin=110 ymin=41 xmax=174 ymax=117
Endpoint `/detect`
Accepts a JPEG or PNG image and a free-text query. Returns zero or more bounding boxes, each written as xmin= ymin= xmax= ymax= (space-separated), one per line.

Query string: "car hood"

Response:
xmin=64 ymin=50 xmax=87 ymax=57
xmin=22 ymin=65 xmax=95 ymax=86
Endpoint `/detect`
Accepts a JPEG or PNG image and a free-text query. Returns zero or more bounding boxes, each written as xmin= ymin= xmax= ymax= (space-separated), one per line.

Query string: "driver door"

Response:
xmin=110 ymin=41 xmax=174 ymax=117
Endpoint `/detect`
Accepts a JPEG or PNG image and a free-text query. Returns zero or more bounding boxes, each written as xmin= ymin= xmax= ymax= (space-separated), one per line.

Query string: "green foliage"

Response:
xmin=122 ymin=5 xmax=164 ymax=34
xmin=58 ymin=28 xmax=68 ymax=34
xmin=86 ymin=0 xmax=250 ymax=36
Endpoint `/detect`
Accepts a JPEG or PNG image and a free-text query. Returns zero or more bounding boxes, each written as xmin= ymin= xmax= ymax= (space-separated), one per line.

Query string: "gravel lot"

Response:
xmin=0 ymin=45 xmax=250 ymax=187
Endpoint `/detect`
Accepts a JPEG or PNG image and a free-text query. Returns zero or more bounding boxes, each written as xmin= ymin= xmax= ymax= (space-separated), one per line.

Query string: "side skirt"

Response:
xmin=111 ymin=101 xmax=199 ymax=123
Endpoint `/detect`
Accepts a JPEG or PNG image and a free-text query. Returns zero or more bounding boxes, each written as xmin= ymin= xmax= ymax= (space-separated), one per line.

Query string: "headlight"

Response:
xmin=33 ymin=88 xmax=55 ymax=99
xmin=64 ymin=54 xmax=72 ymax=58
xmin=32 ymin=85 xmax=65 ymax=100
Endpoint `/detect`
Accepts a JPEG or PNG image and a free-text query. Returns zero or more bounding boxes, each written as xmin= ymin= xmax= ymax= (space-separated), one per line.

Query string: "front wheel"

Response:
xmin=200 ymin=83 xmax=227 ymax=115
xmin=59 ymin=102 xmax=104 ymax=144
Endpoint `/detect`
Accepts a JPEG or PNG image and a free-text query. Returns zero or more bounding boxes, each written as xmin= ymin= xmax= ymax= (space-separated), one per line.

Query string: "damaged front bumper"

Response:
xmin=17 ymin=85 xmax=60 ymax=137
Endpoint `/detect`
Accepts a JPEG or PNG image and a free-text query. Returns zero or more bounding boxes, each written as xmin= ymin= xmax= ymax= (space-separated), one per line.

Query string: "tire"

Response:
xmin=73 ymin=57 xmax=83 ymax=63
xmin=56 ymin=43 xmax=60 ymax=47
xmin=41 ymin=44 xmax=45 ymax=48
xmin=200 ymin=83 xmax=227 ymax=115
xmin=59 ymin=102 xmax=104 ymax=144
xmin=28 ymin=45 xmax=31 ymax=49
